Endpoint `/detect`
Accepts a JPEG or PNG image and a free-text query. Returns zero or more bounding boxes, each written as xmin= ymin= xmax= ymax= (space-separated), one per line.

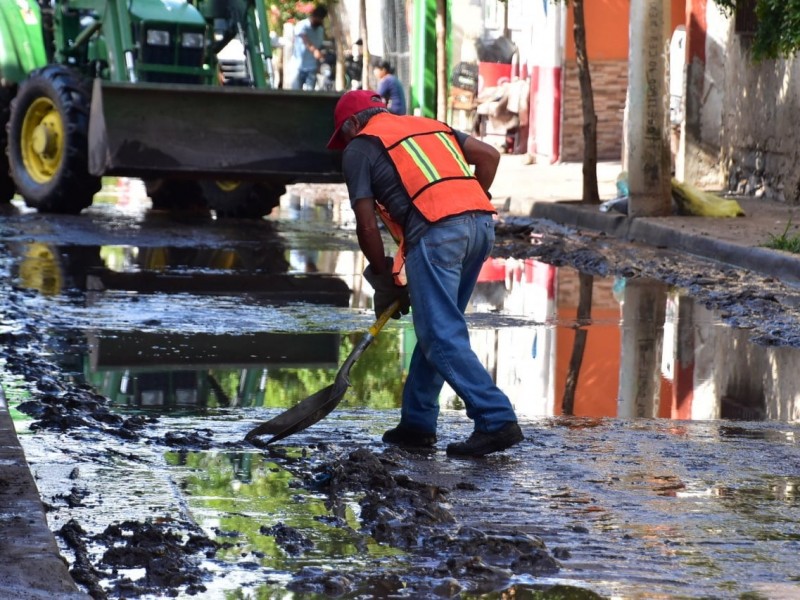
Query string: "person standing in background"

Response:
xmin=373 ymin=60 xmax=407 ymax=115
xmin=291 ymin=5 xmax=328 ymax=90
xmin=346 ymin=39 xmax=364 ymax=90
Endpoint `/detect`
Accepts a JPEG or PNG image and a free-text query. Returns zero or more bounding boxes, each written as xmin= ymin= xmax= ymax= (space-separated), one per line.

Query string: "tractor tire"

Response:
xmin=199 ymin=179 xmax=285 ymax=219
xmin=144 ymin=178 xmax=206 ymax=212
xmin=0 ymin=87 xmax=16 ymax=203
xmin=7 ymin=65 xmax=101 ymax=214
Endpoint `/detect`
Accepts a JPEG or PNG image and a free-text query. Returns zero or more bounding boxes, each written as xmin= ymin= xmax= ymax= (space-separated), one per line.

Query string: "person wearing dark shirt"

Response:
xmin=326 ymin=90 xmax=523 ymax=457
xmin=373 ymin=61 xmax=406 ymax=115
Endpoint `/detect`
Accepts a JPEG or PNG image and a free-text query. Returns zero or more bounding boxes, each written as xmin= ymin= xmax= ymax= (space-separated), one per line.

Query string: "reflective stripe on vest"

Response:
xmin=359 ymin=114 xmax=495 ymax=223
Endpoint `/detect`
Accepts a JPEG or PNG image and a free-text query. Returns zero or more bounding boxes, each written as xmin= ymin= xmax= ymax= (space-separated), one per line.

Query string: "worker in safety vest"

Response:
xmin=327 ymin=90 xmax=522 ymax=457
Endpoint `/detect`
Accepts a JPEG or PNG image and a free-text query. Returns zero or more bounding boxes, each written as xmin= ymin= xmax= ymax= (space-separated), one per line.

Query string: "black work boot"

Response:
xmin=382 ymin=424 xmax=437 ymax=448
xmin=446 ymin=422 xmax=523 ymax=457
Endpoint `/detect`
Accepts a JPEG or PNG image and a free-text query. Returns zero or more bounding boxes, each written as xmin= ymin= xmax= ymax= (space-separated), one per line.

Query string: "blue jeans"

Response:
xmin=292 ymin=67 xmax=317 ymax=90
xmin=402 ymin=212 xmax=518 ymax=434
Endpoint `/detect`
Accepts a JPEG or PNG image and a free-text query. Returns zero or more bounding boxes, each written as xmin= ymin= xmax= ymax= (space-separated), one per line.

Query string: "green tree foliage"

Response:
xmin=715 ymin=0 xmax=800 ymax=60
xmin=347 ymin=329 xmax=405 ymax=409
xmin=262 ymin=329 xmax=405 ymax=410
xmin=164 ymin=451 xmax=393 ymax=571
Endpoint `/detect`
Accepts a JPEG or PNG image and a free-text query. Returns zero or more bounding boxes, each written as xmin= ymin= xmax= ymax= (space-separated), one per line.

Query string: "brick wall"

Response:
xmin=561 ymin=60 xmax=627 ymax=162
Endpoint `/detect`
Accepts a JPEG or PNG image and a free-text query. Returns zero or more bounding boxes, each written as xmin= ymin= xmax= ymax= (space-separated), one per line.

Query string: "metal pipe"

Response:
xmin=65 ymin=19 xmax=103 ymax=53
xmin=254 ymin=0 xmax=274 ymax=88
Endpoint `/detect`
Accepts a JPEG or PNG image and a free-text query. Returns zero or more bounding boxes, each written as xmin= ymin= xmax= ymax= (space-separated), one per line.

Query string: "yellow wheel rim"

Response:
xmin=215 ymin=180 xmax=241 ymax=192
xmin=18 ymin=243 xmax=62 ymax=295
xmin=20 ymin=97 xmax=64 ymax=184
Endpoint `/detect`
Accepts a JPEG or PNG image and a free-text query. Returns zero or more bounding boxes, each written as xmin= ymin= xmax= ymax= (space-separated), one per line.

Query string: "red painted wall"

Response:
xmin=687 ymin=0 xmax=707 ymax=63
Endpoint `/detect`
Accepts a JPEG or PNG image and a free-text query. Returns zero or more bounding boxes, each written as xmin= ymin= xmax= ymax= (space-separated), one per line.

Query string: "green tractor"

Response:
xmin=0 ymin=0 xmax=342 ymax=218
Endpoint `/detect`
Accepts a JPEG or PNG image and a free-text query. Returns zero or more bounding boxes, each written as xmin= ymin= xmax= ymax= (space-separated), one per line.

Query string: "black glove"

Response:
xmin=363 ymin=257 xmax=411 ymax=320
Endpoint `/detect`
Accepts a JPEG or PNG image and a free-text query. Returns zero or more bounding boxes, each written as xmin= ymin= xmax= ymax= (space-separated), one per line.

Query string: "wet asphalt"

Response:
xmin=1 ymin=178 xmax=800 ymax=598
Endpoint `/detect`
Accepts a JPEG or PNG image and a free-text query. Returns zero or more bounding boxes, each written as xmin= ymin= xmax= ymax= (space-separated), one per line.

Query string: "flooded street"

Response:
xmin=1 ymin=181 xmax=799 ymax=599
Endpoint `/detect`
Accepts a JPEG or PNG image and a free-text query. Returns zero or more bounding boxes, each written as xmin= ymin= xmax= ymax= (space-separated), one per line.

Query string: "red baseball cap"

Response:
xmin=327 ymin=90 xmax=387 ymax=150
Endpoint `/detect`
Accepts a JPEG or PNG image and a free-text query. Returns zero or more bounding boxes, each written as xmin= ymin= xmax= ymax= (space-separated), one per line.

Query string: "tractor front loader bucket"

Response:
xmin=88 ymin=80 xmax=343 ymax=183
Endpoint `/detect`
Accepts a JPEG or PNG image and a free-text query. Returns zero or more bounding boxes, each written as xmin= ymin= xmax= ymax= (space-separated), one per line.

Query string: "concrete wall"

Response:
xmin=717 ymin=33 xmax=800 ymax=202
xmin=525 ymin=2 xmax=564 ymax=161
xmin=450 ymin=0 xmax=484 ymax=65
xmin=682 ymin=0 xmax=800 ymax=201
xmin=680 ymin=1 xmax=729 ymax=190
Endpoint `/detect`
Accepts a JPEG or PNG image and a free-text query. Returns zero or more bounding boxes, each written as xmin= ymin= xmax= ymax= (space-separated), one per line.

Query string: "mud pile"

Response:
xmin=274 ymin=446 xmax=565 ymax=597
xmin=60 ymin=518 xmax=217 ymax=598
xmin=494 ymin=218 xmax=800 ymax=347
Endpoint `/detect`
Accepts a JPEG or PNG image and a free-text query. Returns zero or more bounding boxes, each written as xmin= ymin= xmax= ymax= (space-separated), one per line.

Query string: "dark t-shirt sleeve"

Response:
xmin=453 ymin=129 xmax=469 ymax=147
xmin=342 ymin=143 xmax=375 ymax=205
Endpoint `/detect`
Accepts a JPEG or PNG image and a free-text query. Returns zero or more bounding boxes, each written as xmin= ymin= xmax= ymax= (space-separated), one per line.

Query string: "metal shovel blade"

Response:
xmin=244 ymin=378 xmax=348 ymax=445
xmin=245 ymin=300 xmax=401 ymax=445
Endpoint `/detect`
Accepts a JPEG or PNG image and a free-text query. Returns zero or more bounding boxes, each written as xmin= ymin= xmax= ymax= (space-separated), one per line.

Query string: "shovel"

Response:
xmin=245 ymin=300 xmax=401 ymax=445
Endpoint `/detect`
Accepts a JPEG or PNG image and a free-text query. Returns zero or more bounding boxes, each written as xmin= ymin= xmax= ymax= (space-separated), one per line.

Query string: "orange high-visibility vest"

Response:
xmin=357 ymin=113 xmax=495 ymax=286
xmin=358 ymin=113 xmax=495 ymax=222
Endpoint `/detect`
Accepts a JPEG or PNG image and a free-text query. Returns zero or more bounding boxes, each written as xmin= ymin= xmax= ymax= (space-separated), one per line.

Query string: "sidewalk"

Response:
xmin=491 ymin=154 xmax=800 ymax=285
xmin=490 ymin=154 xmax=622 ymax=213
xmin=0 ymin=388 xmax=89 ymax=599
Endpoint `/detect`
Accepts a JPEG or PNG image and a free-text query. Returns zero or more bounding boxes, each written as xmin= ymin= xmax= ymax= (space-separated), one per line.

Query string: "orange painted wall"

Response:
xmin=554 ymin=307 xmax=676 ymax=418
xmin=565 ymin=0 xmax=687 ymax=61
xmin=554 ymin=307 xmax=621 ymax=417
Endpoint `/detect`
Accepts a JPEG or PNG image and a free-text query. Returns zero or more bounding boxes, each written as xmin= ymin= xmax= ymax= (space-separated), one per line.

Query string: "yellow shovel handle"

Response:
xmin=368 ymin=299 xmax=402 ymax=337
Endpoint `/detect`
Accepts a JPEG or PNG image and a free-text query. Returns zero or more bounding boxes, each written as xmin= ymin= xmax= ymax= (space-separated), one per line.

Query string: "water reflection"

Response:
xmin=84 ymin=332 xmax=341 ymax=411
xmin=10 ymin=194 xmax=800 ymax=598
xmin=14 ymin=209 xmax=800 ymax=422
xmin=16 ymin=228 xmax=800 ymax=424
xmin=16 ymin=233 xmax=360 ymax=414
xmin=13 ymin=235 xmax=344 ymax=297
xmin=165 ymin=450 xmax=402 ymax=572
xmin=463 ymin=258 xmax=800 ymax=423
xmin=81 ymin=328 xmax=407 ymax=414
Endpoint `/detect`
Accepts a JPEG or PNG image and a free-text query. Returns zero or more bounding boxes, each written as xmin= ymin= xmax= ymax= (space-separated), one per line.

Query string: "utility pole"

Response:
xmin=617 ymin=280 xmax=667 ymax=418
xmin=625 ymin=0 xmax=672 ymax=217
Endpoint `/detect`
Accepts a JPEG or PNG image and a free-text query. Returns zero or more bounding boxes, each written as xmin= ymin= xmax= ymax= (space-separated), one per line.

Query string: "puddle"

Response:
xmin=2 ymin=192 xmax=800 ymax=598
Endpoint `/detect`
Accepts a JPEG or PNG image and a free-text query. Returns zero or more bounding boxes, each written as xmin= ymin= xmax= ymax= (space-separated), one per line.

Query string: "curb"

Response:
xmin=531 ymin=201 xmax=800 ymax=285
xmin=0 ymin=385 xmax=90 ymax=599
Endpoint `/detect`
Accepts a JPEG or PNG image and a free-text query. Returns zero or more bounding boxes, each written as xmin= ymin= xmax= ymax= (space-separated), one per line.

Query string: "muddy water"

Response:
xmin=2 ymin=184 xmax=800 ymax=598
